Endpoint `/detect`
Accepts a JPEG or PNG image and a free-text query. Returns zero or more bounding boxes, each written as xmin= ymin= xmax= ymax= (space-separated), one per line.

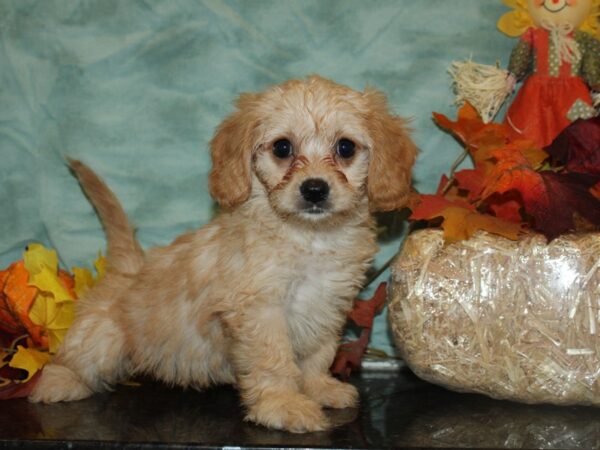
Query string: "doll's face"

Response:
xmin=526 ymin=0 xmax=592 ymax=28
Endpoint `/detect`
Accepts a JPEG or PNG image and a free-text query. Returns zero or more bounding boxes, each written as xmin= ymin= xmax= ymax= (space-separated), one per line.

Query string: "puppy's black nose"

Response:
xmin=300 ymin=178 xmax=330 ymax=204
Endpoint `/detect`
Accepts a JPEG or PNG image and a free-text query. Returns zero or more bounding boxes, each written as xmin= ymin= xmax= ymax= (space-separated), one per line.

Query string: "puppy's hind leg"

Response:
xmin=30 ymin=305 xmax=129 ymax=404
xmin=30 ymin=159 xmax=142 ymax=403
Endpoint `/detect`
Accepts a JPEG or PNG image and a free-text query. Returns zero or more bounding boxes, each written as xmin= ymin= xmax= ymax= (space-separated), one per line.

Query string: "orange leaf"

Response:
xmin=1 ymin=262 xmax=46 ymax=348
xmin=410 ymin=194 xmax=475 ymax=221
xmin=592 ymin=182 xmax=600 ymax=200
xmin=439 ymin=206 xmax=523 ymax=243
xmin=433 ymin=103 xmax=511 ymax=162
xmin=486 ymin=191 xmax=524 ymax=223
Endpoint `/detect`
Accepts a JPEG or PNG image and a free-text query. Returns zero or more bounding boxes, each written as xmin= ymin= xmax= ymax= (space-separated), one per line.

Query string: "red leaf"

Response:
xmin=0 ymin=371 xmax=40 ymax=400
xmin=535 ymin=172 xmax=600 ymax=238
xmin=348 ymin=282 xmax=387 ymax=329
xmin=454 ymin=166 xmax=487 ymax=201
xmin=486 ymin=191 xmax=524 ymax=223
xmin=483 ymin=151 xmax=600 ymax=239
xmin=435 ymin=174 xmax=451 ymax=195
xmin=331 ymin=283 xmax=387 ymax=380
xmin=546 ymin=117 xmax=600 ymax=175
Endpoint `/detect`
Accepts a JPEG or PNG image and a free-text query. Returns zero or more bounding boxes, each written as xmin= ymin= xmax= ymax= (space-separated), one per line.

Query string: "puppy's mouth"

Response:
xmin=297 ymin=201 xmax=333 ymax=218
xmin=302 ymin=204 xmax=328 ymax=215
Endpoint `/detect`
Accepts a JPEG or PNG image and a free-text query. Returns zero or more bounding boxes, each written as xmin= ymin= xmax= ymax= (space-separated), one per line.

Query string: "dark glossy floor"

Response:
xmin=1 ymin=369 xmax=600 ymax=449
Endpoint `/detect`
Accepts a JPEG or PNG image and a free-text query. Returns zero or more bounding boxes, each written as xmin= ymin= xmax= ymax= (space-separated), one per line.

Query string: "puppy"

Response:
xmin=29 ymin=76 xmax=416 ymax=433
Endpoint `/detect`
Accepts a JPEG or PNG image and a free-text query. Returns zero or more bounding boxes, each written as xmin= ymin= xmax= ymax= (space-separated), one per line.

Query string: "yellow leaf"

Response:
xmin=29 ymin=292 xmax=54 ymax=327
xmin=29 ymin=293 xmax=75 ymax=353
xmin=29 ymin=266 xmax=74 ymax=303
xmin=72 ymin=267 xmax=95 ymax=297
xmin=24 ymin=244 xmax=74 ymax=303
xmin=23 ymin=243 xmax=58 ymax=275
xmin=8 ymin=346 xmax=51 ymax=382
xmin=95 ymin=253 xmax=106 ymax=280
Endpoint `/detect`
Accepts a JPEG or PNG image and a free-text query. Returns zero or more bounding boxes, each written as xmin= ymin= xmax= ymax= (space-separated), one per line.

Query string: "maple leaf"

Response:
xmin=485 ymin=191 xmax=524 ymax=223
xmin=0 ymin=262 xmax=45 ymax=347
xmin=592 ymin=182 xmax=600 ymax=200
xmin=72 ymin=252 xmax=106 ymax=298
xmin=29 ymin=293 xmax=75 ymax=354
xmin=454 ymin=167 xmax=486 ymax=201
xmin=24 ymin=244 xmax=75 ymax=303
xmin=8 ymin=346 xmax=50 ymax=383
xmin=331 ymin=283 xmax=387 ymax=380
xmin=545 ymin=117 xmax=600 ymax=175
xmin=421 ymin=104 xmax=597 ymax=243
xmin=436 ymin=206 xmax=522 ymax=243
xmin=20 ymin=244 xmax=78 ymax=353
xmin=410 ymin=193 xmax=475 ymax=221
xmin=0 ymin=371 xmax=42 ymax=400
xmin=433 ymin=103 xmax=511 ymax=162
xmin=482 ymin=149 xmax=600 ymax=239
xmin=410 ymin=193 xmax=522 ymax=243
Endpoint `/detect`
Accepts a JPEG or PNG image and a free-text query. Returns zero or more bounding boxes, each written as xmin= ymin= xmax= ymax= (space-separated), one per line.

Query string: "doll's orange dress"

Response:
xmin=505 ymin=27 xmax=600 ymax=148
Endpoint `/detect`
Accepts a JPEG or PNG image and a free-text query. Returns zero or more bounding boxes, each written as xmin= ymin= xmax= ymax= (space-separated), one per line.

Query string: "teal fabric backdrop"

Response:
xmin=0 ymin=0 xmax=514 ymax=355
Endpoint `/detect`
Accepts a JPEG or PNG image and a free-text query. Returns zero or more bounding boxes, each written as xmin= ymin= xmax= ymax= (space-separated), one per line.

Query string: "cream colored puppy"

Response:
xmin=30 ymin=76 xmax=416 ymax=433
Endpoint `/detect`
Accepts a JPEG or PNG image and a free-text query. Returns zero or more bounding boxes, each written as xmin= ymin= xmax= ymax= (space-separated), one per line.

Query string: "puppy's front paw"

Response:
xmin=245 ymin=391 xmax=329 ymax=433
xmin=303 ymin=375 xmax=359 ymax=409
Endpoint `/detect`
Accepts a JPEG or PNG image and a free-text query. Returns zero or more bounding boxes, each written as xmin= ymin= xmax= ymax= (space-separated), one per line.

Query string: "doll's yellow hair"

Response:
xmin=497 ymin=0 xmax=600 ymax=38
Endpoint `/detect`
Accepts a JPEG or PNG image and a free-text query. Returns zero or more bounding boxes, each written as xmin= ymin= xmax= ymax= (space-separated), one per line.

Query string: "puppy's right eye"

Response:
xmin=273 ymin=139 xmax=293 ymax=159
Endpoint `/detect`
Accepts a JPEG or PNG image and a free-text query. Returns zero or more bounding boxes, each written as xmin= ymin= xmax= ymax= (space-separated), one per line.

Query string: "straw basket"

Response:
xmin=389 ymin=229 xmax=600 ymax=405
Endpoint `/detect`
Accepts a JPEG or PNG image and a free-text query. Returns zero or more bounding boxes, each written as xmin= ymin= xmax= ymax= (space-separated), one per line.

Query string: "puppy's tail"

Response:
xmin=68 ymin=158 xmax=144 ymax=275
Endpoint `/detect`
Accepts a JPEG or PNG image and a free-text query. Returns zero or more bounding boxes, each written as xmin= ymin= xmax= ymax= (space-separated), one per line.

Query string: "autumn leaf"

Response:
xmin=410 ymin=193 xmax=475 ymax=221
xmin=72 ymin=267 xmax=95 ymax=298
xmin=482 ymin=149 xmax=600 ymax=239
xmin=592 ymin=182 xmax=600 ymax=200
xmin=8 ymin=346 xmax=50 ymax=382
xmin=331 ymin=283 xmax=387 ymax=380
xmin=419 ymin=104 xmax=598 ymax=243
xmin=454 ymin=167 xmax=487 ymax=201
xmin=0 ymin=371 xmax=42 ymax=400
xmin=545 ymin=117 xmax=600 ymax=175
xmin=95 ymin=253 xmax=106 ymax=280
xmin=29 ymin=293 xmax=75 ymax=354
xmin=24 ymin=244 xmax=74 ymax=303
xmin=436 ymin=206 xmax=522 ymax=243
xmin=72 ymin=252 xmax=105 ymax=297
xmin=433 ymin=103 xmax=511 ymax=162
xmin=486 ymin=191 xmax=524 ymax=223
xmin=0 ymin=262 xmax=45 ymax=347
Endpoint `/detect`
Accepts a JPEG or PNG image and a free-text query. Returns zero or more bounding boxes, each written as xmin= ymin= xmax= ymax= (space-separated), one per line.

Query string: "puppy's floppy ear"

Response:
xmin=363 ymin=88 xmax=417 ymax=212
xmin=209 ymin=93 xmax=261 ymax=209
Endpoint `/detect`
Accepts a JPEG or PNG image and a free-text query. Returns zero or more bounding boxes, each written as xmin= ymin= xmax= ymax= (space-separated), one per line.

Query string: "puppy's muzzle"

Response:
xmin=300 ymin=178 xmax=329 ymax=204
xmin=298 ymin=178 xmax=331 ymax=215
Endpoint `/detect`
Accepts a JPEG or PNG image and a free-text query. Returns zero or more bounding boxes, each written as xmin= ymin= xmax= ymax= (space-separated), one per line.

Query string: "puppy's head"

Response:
xmin=209 ymin=76 xmax=416 ymax=222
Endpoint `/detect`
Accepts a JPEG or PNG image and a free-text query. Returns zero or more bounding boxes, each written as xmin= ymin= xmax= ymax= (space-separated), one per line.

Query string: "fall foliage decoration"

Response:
xmin=331 ymin=282 xmax=388 ymax=380
xmin=410 ymin=104 xmax=600 ymax=243
xmin=0 ymin=244 xmax=104 ymax=399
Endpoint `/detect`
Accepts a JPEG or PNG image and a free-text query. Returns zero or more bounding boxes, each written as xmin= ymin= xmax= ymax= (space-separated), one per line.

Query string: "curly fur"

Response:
xmin=29 ymin=75 xmax=416 ymax=433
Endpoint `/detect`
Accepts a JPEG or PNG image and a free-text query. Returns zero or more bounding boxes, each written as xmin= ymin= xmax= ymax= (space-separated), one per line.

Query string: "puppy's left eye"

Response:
xmin=336 ymin=139 xmax=356 ymax=159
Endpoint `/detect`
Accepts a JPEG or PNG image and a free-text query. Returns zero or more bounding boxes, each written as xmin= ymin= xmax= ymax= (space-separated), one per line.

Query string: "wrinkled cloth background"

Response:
xmin=0 ymin=0 xmax=513 ymax=354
